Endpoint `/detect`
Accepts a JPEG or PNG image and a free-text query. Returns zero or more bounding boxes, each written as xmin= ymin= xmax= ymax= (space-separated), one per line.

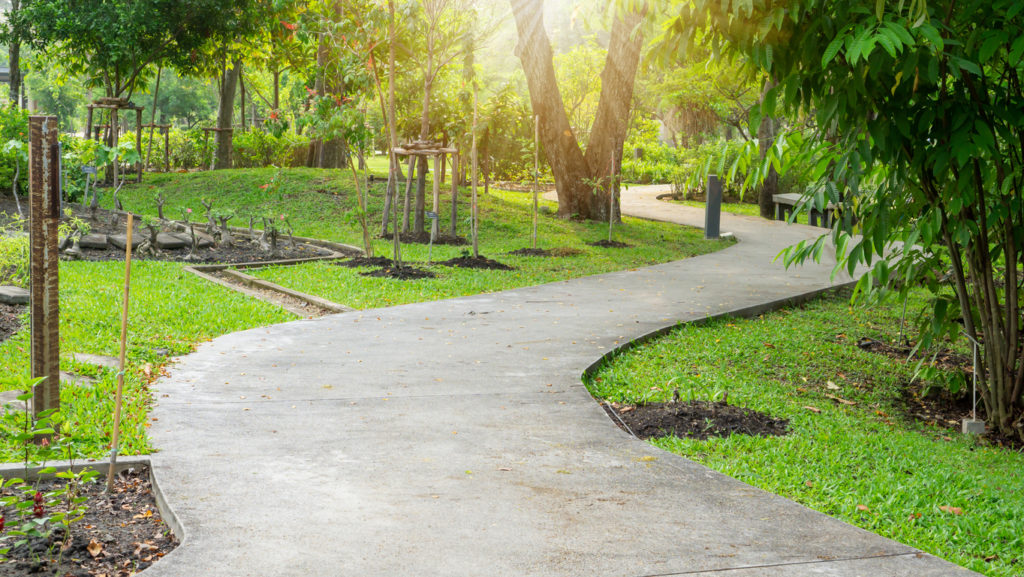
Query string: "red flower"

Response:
xmin=260 ymin=184 xmax=269 ymax=190
xmin=269 ymin=110 xmax=280 ymax=120
xmin=1 ymin=513 xmax=5 ymax=531
xmin=33 ymin=492 xmax=44 ymax=518
xmin=281 ymin=20 xmax=297 ymax=30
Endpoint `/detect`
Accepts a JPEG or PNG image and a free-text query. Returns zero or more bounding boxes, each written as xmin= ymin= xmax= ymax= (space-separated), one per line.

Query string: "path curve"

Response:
xmin=145 ymin=185 xmax=977 ymax=576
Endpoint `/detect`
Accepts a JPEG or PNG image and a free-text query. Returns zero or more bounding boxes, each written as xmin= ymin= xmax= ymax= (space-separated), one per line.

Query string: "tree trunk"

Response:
xmin=756 ymin=80 xmax=779 ymax=219
xmin=510 ymin=0 xmax=642 ymax=221
xmin=214 ymin=59 xmax=241 ymax=170
xmin=7 ymin=0 xmax=21 ymax=107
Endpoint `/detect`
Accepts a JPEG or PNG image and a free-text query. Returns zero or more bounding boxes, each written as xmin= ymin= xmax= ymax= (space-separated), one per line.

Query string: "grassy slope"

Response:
xmin=587 ymin=291 xmax=1023 ymax=577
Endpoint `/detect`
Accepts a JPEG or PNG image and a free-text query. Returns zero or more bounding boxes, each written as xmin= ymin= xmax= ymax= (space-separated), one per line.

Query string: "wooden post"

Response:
xmin=135 ymin=108 xmax=143 ymax=182
xmin=146 ymin=67 xmax=162 ymax=169
xmin=471 ymin=89 xmax=479 ymax=258
xmin=449 ymin=151 xmax=458 ymax=237
xmin=533 ymin=115 xmax=539 ymax=249
xmin=431 ymin=154 xmax=441 ymax=242
xmin=28 ymin=116 xmax=61 ymax=418
xmin=163 ymin=126 xmax=170 ymax=172
xmin=111 ymin=108 xmax=120 ymax=186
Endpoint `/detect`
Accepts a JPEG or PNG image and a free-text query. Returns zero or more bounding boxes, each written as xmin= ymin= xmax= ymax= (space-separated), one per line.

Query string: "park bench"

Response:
xmin=772 ymin=192 xmax=836 ymax=228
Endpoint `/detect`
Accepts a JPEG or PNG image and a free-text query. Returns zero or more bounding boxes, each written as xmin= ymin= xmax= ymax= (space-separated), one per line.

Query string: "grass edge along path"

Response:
xmin=586 ymin=290 xmax=1023 ymax=577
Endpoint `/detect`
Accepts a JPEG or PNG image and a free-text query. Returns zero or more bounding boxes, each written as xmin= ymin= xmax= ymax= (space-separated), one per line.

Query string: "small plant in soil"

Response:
xmin=200 ymin=198 xmax=216 ymax=229
xmin=0 ymin=376 xmax=97 ymax=567
xmin=154 ymin=193 xmax=165 ymax=220
xmin=136 ymin=215 xmax=162 ymax=257
xmin=212 ymin=208 xmax=235 ymax=247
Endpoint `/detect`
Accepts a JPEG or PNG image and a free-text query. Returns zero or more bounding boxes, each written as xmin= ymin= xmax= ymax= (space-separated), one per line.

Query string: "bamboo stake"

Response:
xmin=609 ymin=147 xmax=615 ymax=242
xmin=533 ymin=115 xmax=539 ymax=250
xmin=107 ymin=213 xmax=134 ymax=492
xmin=471 ymin=87 xmax=479 ymax=258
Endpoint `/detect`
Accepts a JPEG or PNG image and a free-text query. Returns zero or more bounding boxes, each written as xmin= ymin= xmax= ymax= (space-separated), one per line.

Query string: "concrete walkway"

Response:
xmin=145 ymin=186 xmax=977 ymax=576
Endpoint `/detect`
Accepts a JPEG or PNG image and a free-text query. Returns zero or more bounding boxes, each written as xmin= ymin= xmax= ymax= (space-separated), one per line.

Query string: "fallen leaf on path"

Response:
xmin=87 ymin=539 xmax=103 ymax=557
xmin=803 ymin=406 xmax=822 ymax=413
xmin=856 ymin=504 xmax=870 ymax=512
xmin=939 ymin=506 xmax=963 ymax=515
xmin=826 ymin=381 xmax=840 ymax=390
xmin=804 ymin=481 xmax=814 ymax=488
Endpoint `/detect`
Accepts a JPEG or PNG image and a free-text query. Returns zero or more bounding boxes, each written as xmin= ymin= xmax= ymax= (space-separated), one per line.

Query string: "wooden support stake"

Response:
xmin=471 ymin=88 xmax=479 ymax=258
xmin=533 ymin=115 xmax=539 ymax=250
xmin=29 ymin=116 xmax=61 ymax=419
xmin=609 ymin=147 xmax=615 ymax=242
xmin=449 ymin=151 xmax=458 ymax=237
xmin=107 ymin=213 xmax=134 ymax=492
xmin=431 ymin=154 xmax=441 ymax=242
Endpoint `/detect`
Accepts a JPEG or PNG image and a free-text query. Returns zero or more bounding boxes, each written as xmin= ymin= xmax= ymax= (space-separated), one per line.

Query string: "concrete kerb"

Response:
xmin=0 ymin=455 xmax=185 ymax=548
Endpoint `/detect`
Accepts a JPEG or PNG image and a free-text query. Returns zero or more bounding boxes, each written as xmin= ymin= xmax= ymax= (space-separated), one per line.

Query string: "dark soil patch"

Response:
xmin=435 ymin=255 xmax=513 ymax=271
xmin=0 ymin=303 xmax=23 ymax=344
xmin=381 ymin=231 xmax=468 ymax=246
xmin=359 ymin=266 xmax=435 ymax=280
xmin=855 ymin=336 xmax=1024 ymax=450
xmin=0 ymin=198 xmax=333 ymax=264
xmin=508 ymin=248 xmax=553 ymax=257
xmin=334 ymin=256 xmax=395 ymax=268
xmin=0 ymin=466 xmax=177 ymax=576
xmin=603 ymin=400 xmax=789 ymax=441
xmin=587 ymin=240 xmax=631 ymax=249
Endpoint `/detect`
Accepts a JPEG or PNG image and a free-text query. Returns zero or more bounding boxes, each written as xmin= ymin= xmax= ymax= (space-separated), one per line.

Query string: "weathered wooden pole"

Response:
xmin=431 ymin=154 xmax=441 ymax=242
xmin=471 ymin=88 xmax=479 ymax=258
xmin=135 ymin=107 xmax=143 ymax=182
xmin=449 ymin=151 xmax=458 ymax=237
xmin=533 ymin=115 xmax=539 ymax=249
xmin=107 ymin=213 xmax=134 ymax=492
xmin=28 ymin=115 xmax=61 ymax=418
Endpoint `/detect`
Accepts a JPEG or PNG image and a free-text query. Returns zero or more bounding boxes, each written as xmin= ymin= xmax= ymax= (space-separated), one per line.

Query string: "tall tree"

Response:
xmin=510 ymin=0 xmax=645 ymax=221
xmin=661 ymin=0 xmax=1024 ymax=437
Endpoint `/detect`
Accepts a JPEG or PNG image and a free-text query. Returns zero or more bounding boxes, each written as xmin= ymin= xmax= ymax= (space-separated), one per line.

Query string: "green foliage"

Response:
xmin=232 ymin=129 xmax=309 ymax=168
xmin=588 ymin=291 xmax=1022 ymax=577
xmin=0 ymin=105 xmax=29 ymax=194
xmin=658 ymin=1 xmax=1024 ymax=432
xmin=15 ymin=0 xmax=272 ymax=97
xmin=167 ymin=128 xmax=212 ymax=170
xmin=0 ymin=215 xmax=28 ymax=287
xmin=480 ymin=83 xmax=538 ymax=182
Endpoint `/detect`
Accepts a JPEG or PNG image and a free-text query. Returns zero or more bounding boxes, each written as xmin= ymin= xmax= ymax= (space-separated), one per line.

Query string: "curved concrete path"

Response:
xmin=146 ymin=186 xmax=977 ymax=576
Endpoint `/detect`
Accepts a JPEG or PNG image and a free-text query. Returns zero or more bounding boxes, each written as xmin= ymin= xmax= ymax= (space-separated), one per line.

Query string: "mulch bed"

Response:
xmin=508 ymin=248 xmax=553 ymax=257
xmin=1 ymin=199 xmax=333 ymax=264
xmin=0 ymin=304 xmax=23 ymax=344
xmin=359 ymin=266 xmax=435 ymax=280
xmin=381 ymin=231 xmax=468 ymax=246
xmin=333 ymin=256 xmax=395 ymax=268
xmin=603 ymin=400 xmax=790 ymax=441
xmin=587 ymin=240 xmax=631 ymax=249
xmin=855 ymin=336 xmax=1024 ymax=450
xmin=435 ymin=255 xmax=513 ymax=270
xmin=0 ymin=466 xmax=178 ymax=576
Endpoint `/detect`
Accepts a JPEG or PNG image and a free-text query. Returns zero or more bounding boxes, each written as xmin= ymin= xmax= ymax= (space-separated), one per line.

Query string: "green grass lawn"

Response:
xmin=587 ymin=289 xmax=1022 ymax=577
xmin=0 ymin=164 xmax=723 ymax=461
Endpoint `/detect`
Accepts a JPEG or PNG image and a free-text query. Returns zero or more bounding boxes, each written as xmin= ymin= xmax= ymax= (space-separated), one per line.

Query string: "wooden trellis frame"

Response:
xmin=85 ymin=98 xmax=144 ymax=183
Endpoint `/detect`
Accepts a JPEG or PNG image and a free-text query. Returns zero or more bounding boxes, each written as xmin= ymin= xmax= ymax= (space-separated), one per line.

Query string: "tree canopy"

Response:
xmin=15 ymin=0 xmax=271 ymax=98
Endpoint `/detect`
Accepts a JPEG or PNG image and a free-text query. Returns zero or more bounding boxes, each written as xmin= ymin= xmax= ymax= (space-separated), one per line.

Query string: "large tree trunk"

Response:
xmin=510 ymin=0 xmax=642 ymax=221
xmin=7 ymin=0 xmax=21 ymax=107
xmin=756 ymin=80 xmax=779 ymax=218
xmin=213 ymin=59 xmax=241 ymax=170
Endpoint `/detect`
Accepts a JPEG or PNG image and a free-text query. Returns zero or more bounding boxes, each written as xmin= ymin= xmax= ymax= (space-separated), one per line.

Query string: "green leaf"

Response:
xmin=978 ymin=33 xmax=1005 ymax=63
xmin=822 ymin=35 xmax=845 ymax=68
xmin=918 ymin=24 xmax=944 ymax=52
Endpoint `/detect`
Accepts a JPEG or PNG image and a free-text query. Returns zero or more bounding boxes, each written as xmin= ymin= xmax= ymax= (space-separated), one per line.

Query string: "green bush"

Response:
xmin=168 ymin=128 xmax=211 ymax=170
xmin=0 ymin=106 xmax=30 ymax=195
xmin=232 ymin=130 xmax=309 ymax=168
